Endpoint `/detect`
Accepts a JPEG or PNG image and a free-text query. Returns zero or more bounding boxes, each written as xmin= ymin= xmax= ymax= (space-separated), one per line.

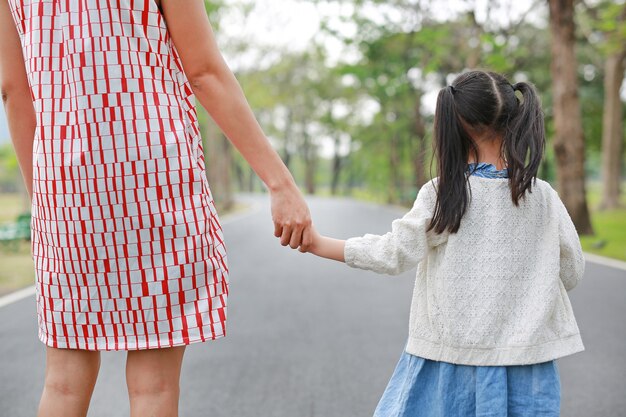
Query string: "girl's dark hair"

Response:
xmin=428 ymin=70 xmax=545 ymax=234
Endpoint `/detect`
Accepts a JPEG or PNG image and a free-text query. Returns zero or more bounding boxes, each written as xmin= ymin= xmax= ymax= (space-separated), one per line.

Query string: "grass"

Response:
xmin=580 ymin=210 xmax=626 ymax=261
xmin=579 ymin=182 xmax=626 ymax=262
xmin=0 ymin=192 xmax=29 ymax=223
xmin=0 ymin=193 xmax=34 ymax=295
xmin=0 ymin=240 xmax=35 ymax=297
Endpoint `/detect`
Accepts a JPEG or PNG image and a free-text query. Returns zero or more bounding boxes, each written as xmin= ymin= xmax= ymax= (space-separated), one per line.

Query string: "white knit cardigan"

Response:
xmin=344 ymin=176 xmax=585 ymax=366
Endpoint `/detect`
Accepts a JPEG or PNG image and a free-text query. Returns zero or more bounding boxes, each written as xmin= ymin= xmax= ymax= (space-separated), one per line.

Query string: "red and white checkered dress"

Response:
xmin=8 ymin=0 xmax=229 ymax=350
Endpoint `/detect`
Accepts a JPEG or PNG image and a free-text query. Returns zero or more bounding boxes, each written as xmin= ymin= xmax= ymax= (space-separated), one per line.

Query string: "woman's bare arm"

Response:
xmin=159 ymin=1 xmax=312 ymax=250
xmin=0 ymin=0 xmax=36 ymax=200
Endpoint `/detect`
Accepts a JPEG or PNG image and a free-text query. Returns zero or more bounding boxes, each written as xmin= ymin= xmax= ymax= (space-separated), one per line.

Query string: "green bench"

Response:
xmin=0 ymin=212 xmax=31 ymax=251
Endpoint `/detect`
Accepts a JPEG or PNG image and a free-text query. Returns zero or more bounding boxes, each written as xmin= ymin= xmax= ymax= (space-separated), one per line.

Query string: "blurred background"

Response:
xmin=0 ymin=0 xmax=624 ymax=294
xmin=1 ymin=1 xmax=625 ymax=416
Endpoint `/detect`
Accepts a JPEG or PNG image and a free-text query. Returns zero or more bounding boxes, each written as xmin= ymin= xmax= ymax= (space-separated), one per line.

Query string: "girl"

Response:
xmin=303 ymin=70 xmax=585 ymax=417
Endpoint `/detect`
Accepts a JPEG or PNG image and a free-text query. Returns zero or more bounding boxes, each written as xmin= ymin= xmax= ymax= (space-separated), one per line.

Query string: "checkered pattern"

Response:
xmin=8 ymin=0 xmax=229 ymax=350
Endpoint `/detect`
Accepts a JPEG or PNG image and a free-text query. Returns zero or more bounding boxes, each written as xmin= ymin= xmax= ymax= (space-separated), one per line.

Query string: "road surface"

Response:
xmin=1 ymin=195 xmax=624 ymax=416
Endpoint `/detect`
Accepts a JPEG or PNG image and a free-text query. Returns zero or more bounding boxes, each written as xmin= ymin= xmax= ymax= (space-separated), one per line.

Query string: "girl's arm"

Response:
xmin=306 ymin=229 xmax=346 ymax=262
xmin=0 ymin=0 xmax=36 ymax=201
xmin=554 ymin=193 xmax=585 ymax=291
xmin=160 ymin=1 xmax=312 ymax=250
xmin=307 ymin=181 xmax=446 ymax=275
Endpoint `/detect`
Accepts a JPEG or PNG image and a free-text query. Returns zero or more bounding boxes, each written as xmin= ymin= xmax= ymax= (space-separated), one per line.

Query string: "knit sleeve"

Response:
xmin=344 ymin=180 xmax=445 ymax=276
xmin=554 ymin=192 xmax=585 ymax=291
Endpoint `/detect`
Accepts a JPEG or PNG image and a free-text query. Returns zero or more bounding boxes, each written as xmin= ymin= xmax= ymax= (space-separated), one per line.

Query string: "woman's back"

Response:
xmin=8 ymin=0 xmax=201 ymax=168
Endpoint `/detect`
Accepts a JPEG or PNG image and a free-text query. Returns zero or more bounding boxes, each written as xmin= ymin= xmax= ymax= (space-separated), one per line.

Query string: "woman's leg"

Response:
xmin=37 ymin=347 xmax=101 ymax=417
xmin=126 ymin=346 xmax=186 ymax=417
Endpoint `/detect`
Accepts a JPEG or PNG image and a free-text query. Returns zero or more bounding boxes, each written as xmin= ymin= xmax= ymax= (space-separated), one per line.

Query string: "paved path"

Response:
xmin=1 ymin=195 xmax=624 ymax=417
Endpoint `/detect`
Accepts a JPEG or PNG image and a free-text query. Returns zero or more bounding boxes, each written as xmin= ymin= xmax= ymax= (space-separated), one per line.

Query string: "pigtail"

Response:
xmin=503 ymin=82 xmax=545 ymax=205
xmin=428 ymin=86 xmax=478 ymax=234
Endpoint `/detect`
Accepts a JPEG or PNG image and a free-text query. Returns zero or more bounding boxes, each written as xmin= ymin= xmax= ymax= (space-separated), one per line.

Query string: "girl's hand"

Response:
xmin=270 ymin=183 xmax=313 ymax=251
xmin=300 ymin=225 xmax=346 ymax=263
xmin=298 ymin=224 xmax=322 ymax=253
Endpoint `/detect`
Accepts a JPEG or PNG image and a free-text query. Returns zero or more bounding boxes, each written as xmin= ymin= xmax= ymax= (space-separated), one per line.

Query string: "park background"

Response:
xmin=1 ymin=1 xmax=625 ymax=416
xmin=0 ymin=0 xmax=625 ymax=292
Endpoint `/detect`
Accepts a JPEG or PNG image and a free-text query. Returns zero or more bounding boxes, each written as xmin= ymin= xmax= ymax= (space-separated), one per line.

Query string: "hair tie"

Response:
xmin=449 ymin=85 xmax=456 ymax=94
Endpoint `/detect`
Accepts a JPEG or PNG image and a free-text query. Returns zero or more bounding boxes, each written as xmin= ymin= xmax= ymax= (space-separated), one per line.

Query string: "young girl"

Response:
xmin=304 ymin=70 xmax=585 ymax=417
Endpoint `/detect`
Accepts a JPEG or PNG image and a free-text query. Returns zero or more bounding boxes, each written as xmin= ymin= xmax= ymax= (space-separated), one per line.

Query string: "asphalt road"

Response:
xmin=0 ymin=195 xmax=624 ymax=417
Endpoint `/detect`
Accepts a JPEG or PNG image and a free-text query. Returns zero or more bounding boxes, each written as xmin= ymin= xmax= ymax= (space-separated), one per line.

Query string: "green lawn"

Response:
xmin=0 ymin=193 xmax=34 ymax=295
xmin=580 ymin=183 xmax=626 ymax=262
xmin=0 ymin=192 xmax=29 ymax=223
xmin=0 ymin=240 xmax=35 ymax=296
xmin=580 ymin=209 xmax=626 ymax=261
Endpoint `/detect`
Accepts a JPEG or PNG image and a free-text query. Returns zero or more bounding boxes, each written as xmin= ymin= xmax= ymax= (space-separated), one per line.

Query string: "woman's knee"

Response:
xmin=126 ymin=346 xmax=185 ymax=398
xmin=127 ymin=374 xmax=180 ymax=398
xmin=43 ymin=347 xmax=100 ymax=396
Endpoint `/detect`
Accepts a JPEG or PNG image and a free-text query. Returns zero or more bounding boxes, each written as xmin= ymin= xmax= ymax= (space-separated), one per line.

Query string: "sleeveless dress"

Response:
xmin=7 ymin=0 xmax=229 ymax=351
xmin=373 ymin=163 xmax=560 ymax=417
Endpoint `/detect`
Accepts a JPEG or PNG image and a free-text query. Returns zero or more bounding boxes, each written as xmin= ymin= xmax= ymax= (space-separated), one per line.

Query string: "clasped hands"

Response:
xmin=269 ymin=184 xmax=315 ymax=253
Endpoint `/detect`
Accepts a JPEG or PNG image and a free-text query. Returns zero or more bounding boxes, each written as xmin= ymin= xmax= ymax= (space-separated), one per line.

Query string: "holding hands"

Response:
xmin=275 ymin=205 xmax=345 ymax=262
xmin=267 ymin=179 xmax=344 ymax=263
xmin=270 ymin=183 xmax=313 ymax=251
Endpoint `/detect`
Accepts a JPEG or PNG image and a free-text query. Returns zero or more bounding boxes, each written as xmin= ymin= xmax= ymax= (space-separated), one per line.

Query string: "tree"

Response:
xmin=198 ymin=108 xmax=235 ymax=211
xmin=548 ymin=0 xmax=594 ymax=234
xmin=598 ymin=3 xmax=626 ymax=210
xmin=237 ymin=51 xmax=329 ymax=194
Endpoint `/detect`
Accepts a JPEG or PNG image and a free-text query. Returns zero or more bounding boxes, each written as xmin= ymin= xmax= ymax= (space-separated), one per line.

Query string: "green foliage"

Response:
xmin=215 ymin=0 xmax=621 ymax=216
xmin=594 ymin=2 xmax=626 ymax=55
xmin=204 ymin=0 xmax=226 ymax=25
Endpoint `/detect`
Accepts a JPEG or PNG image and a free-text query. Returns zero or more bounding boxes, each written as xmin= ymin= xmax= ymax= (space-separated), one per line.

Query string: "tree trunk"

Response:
xmin=465 ymin=11 xmax=482 ymax=69
xmin=282 ymin=108 xmax=294 ymax=170
xmin=388 ymin=132 xmax=401 ymax=204
xmin=548 ymin=0 xmax=594 ymax=234
xmin=330 ymin=135 xmax=345 ymax=196
xmin=233 ymin=161 xmax=245 ymax=192
xmin=412 ymin=98 xmax=427 ymax=189
xmin=599 ymin=52 xmax=626 ymax=210
xmin=201 ymin=112 xmax=234 ymax=212
xmin=301 ymin=127 xmax=317 ymax=195
xmin=247 ymin=165 xmax=258 ymax=193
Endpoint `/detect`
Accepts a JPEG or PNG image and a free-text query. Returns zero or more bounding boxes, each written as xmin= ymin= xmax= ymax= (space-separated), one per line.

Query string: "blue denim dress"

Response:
xmin=373 ymin=163 xmax=561 ymax=417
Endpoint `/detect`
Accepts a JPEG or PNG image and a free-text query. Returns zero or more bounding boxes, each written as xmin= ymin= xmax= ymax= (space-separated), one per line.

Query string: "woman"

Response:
xmin=0 ymin=0 xmax=311 ymax=416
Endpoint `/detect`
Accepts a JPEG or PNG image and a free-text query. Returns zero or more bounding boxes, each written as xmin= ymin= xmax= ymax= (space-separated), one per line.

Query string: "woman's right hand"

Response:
xmin=270 ymin=183 xmax=312 ymax=251
xmin=162 ymin=1 xmax=314 ymax=247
